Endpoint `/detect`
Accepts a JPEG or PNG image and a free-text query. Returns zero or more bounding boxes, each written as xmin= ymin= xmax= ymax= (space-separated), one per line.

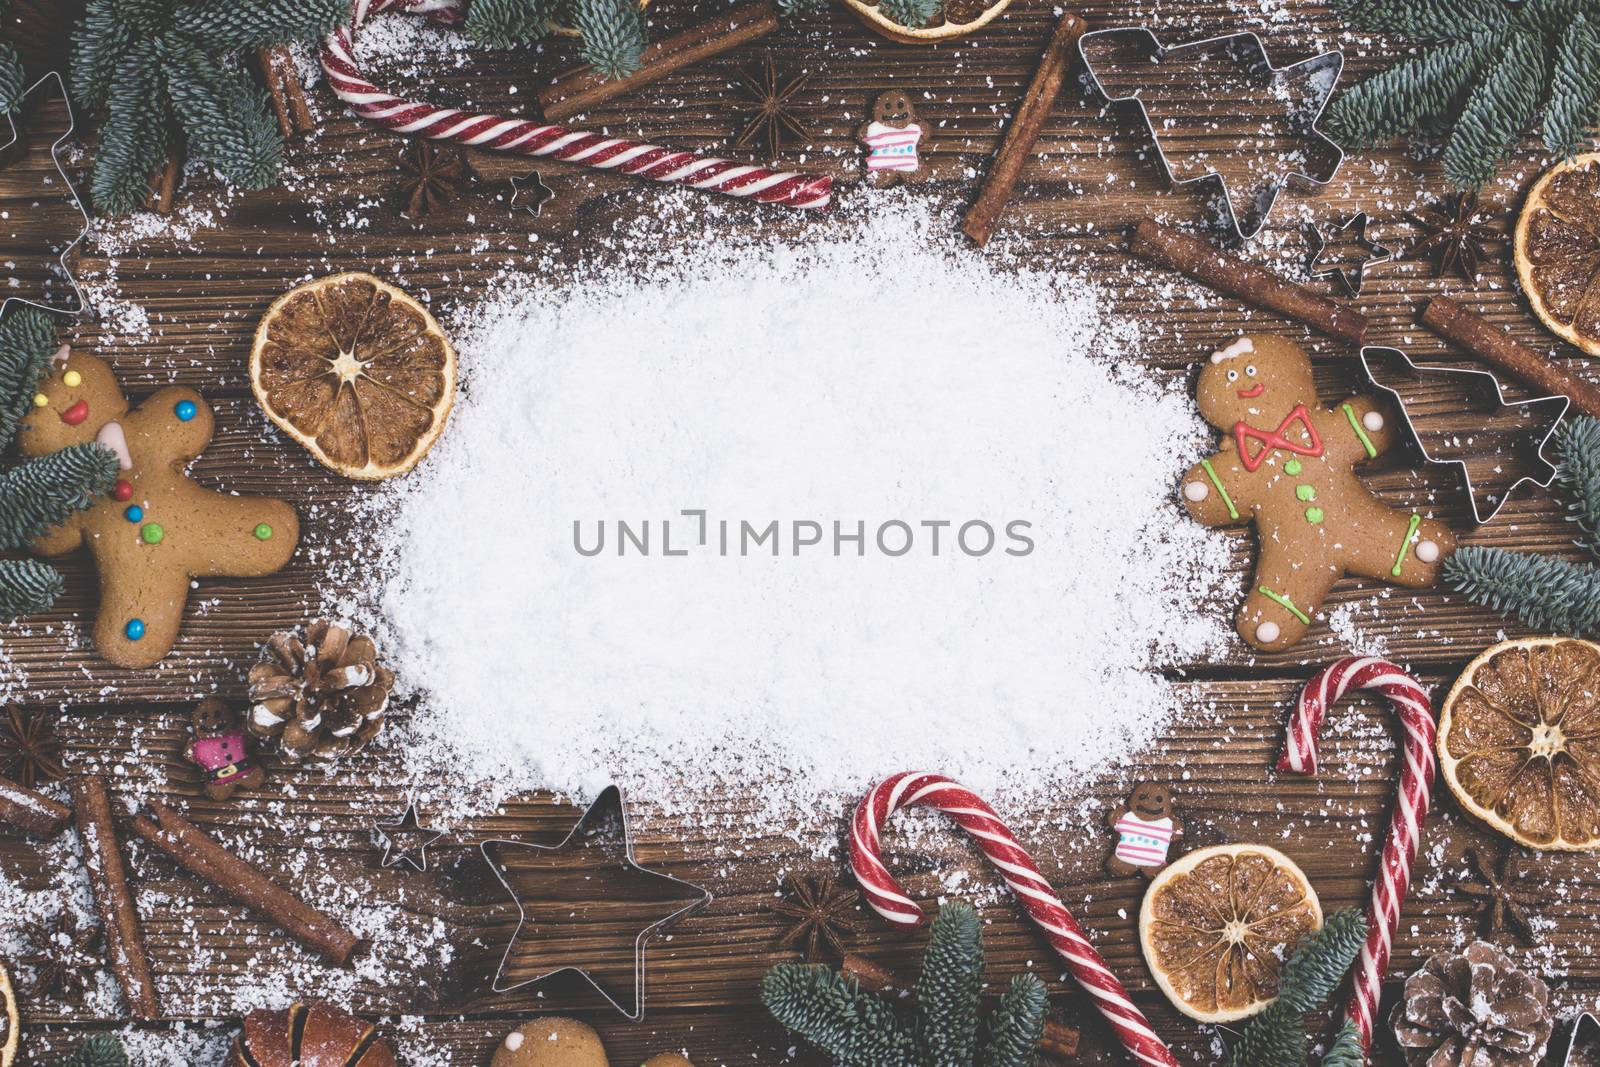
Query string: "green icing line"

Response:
xmin=1200 ymin=458 xmax=1239 ymax=520
xmin=1391 ymin=513 xmax=1422 ymax=577
xmin=1259 ymin=585 xmax=1311 ymax=625
xmin=1342 ymin=402 xmax=1378 ymax=460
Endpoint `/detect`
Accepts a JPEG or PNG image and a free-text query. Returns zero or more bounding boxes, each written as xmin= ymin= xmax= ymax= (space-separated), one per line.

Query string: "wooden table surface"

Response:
xmin=3 ymin=1 xmax=1599 ymax=1063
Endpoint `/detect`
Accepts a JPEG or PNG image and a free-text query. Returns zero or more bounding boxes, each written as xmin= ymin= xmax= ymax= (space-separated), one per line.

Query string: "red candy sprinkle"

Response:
xmin=61 ymin=399 xmax=89 ymax=425
xmin=112 ymin=480 xmax=133 ymax=502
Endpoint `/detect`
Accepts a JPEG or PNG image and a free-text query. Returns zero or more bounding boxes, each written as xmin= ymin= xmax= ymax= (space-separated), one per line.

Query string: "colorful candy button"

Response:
xmin=1295 ymin=484 xmax=1316 ymax=502
xmin=1283 ymin=458 xmax=1303 ymax=476
xmin=61 ymin=399 xmax=88 ymax=425
xmin=62 ymin=370 xmax=82 ymax=387
xmin=124 ymin=504 xmax=143 ymax=523
xmin=32 ymin=392 xmax=47 ymax=408
xmin=174 ymin=399 xmax=198 ymax=422
xmin=1305 ymin=507 xmax=1325 ymax=524
xmin=124 ymin=618 xmax=146 ymax=640
xmin=140 ymin=522 xmax=164 ymax=545
xmin=112 ymin=480 xmax=133 ymax=502
xmin=253 ymin=522 xmax=273 ymax=541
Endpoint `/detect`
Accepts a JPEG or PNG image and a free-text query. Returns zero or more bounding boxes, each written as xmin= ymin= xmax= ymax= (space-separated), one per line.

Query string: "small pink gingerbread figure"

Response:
xmin=858 ymin=90 xmax=926 ymax=187
xmin=1106 ymin=781 xmax=1182 ymax=878
xmin=186 ymin=696 xmax=265 ymax=800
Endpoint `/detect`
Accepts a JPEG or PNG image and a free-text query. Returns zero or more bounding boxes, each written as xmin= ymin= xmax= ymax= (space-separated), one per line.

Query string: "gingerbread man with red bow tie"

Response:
xmin=1180 ymin=334 xmax=1455 ymax=651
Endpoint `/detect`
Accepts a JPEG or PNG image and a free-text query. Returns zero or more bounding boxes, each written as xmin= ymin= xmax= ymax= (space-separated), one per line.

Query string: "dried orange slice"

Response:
xmin=1138 ymin=844 xmax=1322 ymax=1022
xmin=250 ymin=272 xmax=456 ymax=480
xmin=1514 ymin=153 xmax=1600 ymax=356
xmin=840 ymin=0 xmax=1010 ymax=45
xmin=1 ymin=960 xmax=17 ymax=1067
xmin=1438 ymin=637 xmax=1600 ymax=851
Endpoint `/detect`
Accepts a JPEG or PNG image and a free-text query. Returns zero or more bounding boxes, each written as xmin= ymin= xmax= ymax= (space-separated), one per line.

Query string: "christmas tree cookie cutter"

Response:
xmin=480 ymin=785 xmax=711 ymax=1020
xmin=1359 ymin=345 xmax=1570 ymax=526
xmin=0 ymin=72 xmax=91 ymax=319
xmin=1078 ymin=27 xmax=1345 ymax=241
xmin=1560 ymin=1012 xmax=1599 ymax=1066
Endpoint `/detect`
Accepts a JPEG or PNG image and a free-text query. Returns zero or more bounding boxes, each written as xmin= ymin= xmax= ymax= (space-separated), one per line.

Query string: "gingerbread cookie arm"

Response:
xmin=1338 ymin=497 xmax=1455 ymax=589
xmin=1327 ymin=395 xmax=1398 ymax=466
xmin=123 ymin=387 xmax=215 ymax=463
xmin=31 ymin=510 xmax=87 ymax=555
xmin=1179 ymin=448 xmax=1252 ymax=527
xmin=169 ymin=480 xmax=299 ymax=578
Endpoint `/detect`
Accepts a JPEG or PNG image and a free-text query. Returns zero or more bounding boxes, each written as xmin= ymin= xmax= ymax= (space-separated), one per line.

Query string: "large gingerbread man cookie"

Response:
xmin=1180 ymin=334 xmax=1455 ymax=651
xmin=17 ymin=349 xmax=299 ymax=668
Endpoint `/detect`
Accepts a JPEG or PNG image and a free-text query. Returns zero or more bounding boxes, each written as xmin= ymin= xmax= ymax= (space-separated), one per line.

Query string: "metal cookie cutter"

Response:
xmin=1360 ymin=346 xmax=1570 ymax=526
xmin=1561 ymin=1012 xmax=1599 ymax=1066
xmin=481 ymin=784 xmax=711 ymax=1020
xmin=1306 ymin=211 xmax=1391 ymax=297
xmin=0 ymin=72 xmax=90 ymax=319
xmin=1078 ymin=27 xmax=1345 ymax=241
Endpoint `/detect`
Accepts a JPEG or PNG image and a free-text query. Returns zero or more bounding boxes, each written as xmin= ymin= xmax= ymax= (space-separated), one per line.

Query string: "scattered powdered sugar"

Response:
xmin=335 ymin=205 xmax=1232 ymax=819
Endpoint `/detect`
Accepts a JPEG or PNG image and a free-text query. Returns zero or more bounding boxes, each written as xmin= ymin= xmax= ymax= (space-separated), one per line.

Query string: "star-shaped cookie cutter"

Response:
xmin=0 ymin=71 xmax=91 ymax=319
xmin=1306 ymin=211 xmax=1391 ymax=297
xmin=1078 ymin=28 xmax=1345 ymax=241
xmin=480 ymin=785 xmax=711 ymax=1020
xmin=1360 ymin=345 xmax=1570 ymax=526
xmin=508 ymin=172 xmax=554 ymax=218
xmin=375 ymin=797 xmax=445 ymax=873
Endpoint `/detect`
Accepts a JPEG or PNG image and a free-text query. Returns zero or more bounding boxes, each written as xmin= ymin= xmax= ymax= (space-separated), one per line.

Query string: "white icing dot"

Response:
xmin=1183 ymin=481 xmax=1209 ymax=502
xmin=1415 ymin=539 xmax=1440 ymax=563
xmin=1256 ymin=621 xmax=1281 ymax=644
xmin=1362 ymin=410 xmax=1384 ymax=432
xmin=505 ymin=1032 xmax=524 ymax=1051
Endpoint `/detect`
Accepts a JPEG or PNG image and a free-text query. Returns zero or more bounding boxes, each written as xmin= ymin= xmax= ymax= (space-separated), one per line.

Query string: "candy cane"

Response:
xmin=321 ymin=0 xmax=832 ymax=210
xmin=851 ymin=773 xmax=1178 ymax=1067
xmin=1277 ymin=656 xmax=1437 ymax=1049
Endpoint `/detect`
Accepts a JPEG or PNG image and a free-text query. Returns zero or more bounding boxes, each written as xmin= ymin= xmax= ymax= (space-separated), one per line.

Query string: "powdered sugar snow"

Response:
xmin=350 ymin=207 xmax=1232 ymax=816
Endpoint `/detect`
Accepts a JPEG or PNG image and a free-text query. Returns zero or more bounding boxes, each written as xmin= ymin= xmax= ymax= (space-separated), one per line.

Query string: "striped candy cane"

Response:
xmin=321 ymin=0 xmax=832 ymax=210
xmin=850 ymin=773 xmax=1178 ymax=1067
xmin=1277 ymin=656 xmax=1437 ymax=1049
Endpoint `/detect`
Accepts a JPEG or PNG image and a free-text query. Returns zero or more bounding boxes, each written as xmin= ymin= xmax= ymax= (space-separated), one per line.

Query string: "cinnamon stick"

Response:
xmin=1421 ymin=296 xmax=1600 ymax=419
xmin=961 ymin=9 xmax=1087 ymax=248
xmin=1128 ymin=220 xmax=1370 ymax=346
xmin=257 ymin=45 xmax=314 ymax=138
xmin=0 ymin=774 xmax=70 ymax=837
xmin=538 ymin=0 xmax=780 ymax=123
xmin=840 ymin=953 xmax=1080 ymax=1058
xmin=129 ymin=800 xmax=361 ymax=966
xmin=71 ymin=776 xmax=160 ymax=1020
xmin=148 ymin=154 xmax=179 ymax=215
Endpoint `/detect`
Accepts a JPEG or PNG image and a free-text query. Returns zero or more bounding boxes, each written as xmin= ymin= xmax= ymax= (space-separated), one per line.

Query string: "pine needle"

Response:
xmin=0 ymin=559 xmax=65 ymax=616
xmin=1445 ymin=545 xmax=1600 ymax=635
xmin=1557 ymin=415 xmax=1600 ymax=558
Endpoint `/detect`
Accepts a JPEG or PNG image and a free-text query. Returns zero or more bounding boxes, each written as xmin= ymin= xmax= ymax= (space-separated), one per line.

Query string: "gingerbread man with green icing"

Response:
xmin=1180 ymin=334 xmax=1455 ymax=651
xmin=18 ymin=349 xmax=299 ymax=668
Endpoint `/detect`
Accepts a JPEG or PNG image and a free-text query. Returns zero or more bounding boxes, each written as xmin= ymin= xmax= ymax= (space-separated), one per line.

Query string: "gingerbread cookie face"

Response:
xmin=17 ymin=350 xmax=300 ymax=668
xmin=491 ymin=1018 xmax=609 ymax=1067
xmin=859 ymin=90 xmax=925 ymax=187
xmin=1179 ymin=334 xmax=1455 ymax=651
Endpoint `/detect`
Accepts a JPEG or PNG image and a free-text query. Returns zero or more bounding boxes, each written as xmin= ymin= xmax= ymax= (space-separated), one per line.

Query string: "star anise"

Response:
xmin=1404 ymin=192 xmax=1503 ymax=283
xmin=0 ymin=708 xmax=64 ymax=787
xmin=730 ymin=53 xmax=811 ymax=157
xmin=396 ymin=141 xmax=465 ymax=218
xmin=18 ymin=913 xmax=102 ymax=1005
xmin=1458 ymin=845 xmax=1540 ymax=945
xmin=771 ymin=873 xmax=860 ymax=961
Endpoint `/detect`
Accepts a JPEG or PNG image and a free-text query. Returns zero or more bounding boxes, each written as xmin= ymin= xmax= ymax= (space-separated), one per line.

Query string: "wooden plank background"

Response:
xmin=3 ymin=0 xmax=1600 ymax=1062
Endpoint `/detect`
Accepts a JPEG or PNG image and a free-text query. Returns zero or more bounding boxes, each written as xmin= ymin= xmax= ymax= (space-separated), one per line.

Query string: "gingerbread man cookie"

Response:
xmin=1180 ymin=334 xmax=1455 ymax=651
xmin=1105 ymin=781 xmax=1182 ymax=879
xmin=858 ymin=90 xmax=926 ymax=187
xmin=17 ymin=349 xmax=299 ymax=668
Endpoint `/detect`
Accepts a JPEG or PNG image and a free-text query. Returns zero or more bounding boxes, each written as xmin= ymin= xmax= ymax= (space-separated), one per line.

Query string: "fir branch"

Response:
xmin=0 ymin=559 xmax=65 ymax=616
xmin=1275 ymin=909 xmax=1367 ymax=1013
xmin=1445 ymin=545 xmax=1600 ymax=635
xmin=70 ymin=0 xmax=131 ymax=111
xmin=1445 ymin=28 xmax=1551 ymax=188
xmin=1319 ymin=1020 xmax=1364 ymax=1067
xmin=167 ymin=0 xmax=346 ymax=50
xmin=160 ymin=39 xmax=281 ymax=190
xmin=1225 ymin=1001 xmax=1308 ymax=1067
xmin=0 ymin=42 xmax=23 ymax=113
xmin=88 ymin=42 xmax=171 ymax=214
xmin=464 ymin=0 xmax=563 ymax=47
xmin=1326 ymin=36 xmax=1499 ymax=149
xmin=0 ymin=443 xmax=119 ymax=550
xmin=63 ymin=1033 xmax=129 ymax=1066
xmin=1545 ymin=14 xmax=1600 ymax=157
xmin=776 ymin=0 xmax=828 ymax=16
xmin=1557 ymin=414 xmax=1600 ymax=558
xmin=0 ymin=305 xmax=62 ymax=451
xmin=917 ymin=902 xmax=983 ymax=1067
xmin=982 ymin=975 xmax=1046 ymax=1067
xmin=762 ymin=965 xmax=922 ymax=1067
xmin=573 ymin=0 xmax=646 ymax=80
xmin=876 ymin=0 xmax=943 ymax=30
xmin=1333 ymin=0 xmax=1506 ymax=43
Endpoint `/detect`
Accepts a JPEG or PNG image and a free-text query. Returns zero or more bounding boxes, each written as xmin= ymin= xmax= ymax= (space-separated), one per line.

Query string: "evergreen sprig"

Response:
xmin=1327 ymin=0 xmax=1600 ymax=189
xmin=1556 ymin=415 xmax=1600 ymax=552
xmin=0 ymin=558 xmax=65 ymax=615
xmin=63 ymin=1034 xmax=129 ymax=1067
xmin=1318 ymin=1021 xmax=1365 ymax=1067
xmin=877 ymin=0 xmax=944 ymax=30
xmin=69 ymin=0 xmax=346 ymax=214
xmin=0 ymin=443 xmax=121 ymax=550
xmin=464 ymin=0 xmax=647 ymax=81
xmin=764 ymin=901 xmax=1046 ymax=1067
xmin=0 ymin=305 xmax=64 ymax=450
xmin=1226 ymin=909 xmax=1368 ymax=1067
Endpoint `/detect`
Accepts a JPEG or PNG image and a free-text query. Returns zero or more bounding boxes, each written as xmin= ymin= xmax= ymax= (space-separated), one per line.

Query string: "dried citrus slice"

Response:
xmin=1438 ymin=637 xmax=1600 ymax=851
xmin=1514 ymin=152 xmax=1600 ymax=356
xmin=1138 ymin=843 xmax=1322 ymax=1022
xmin=251 ymin=272 xmax=456 ymax=480
xmin=840 ymin=0 xmax=1010 ymax=45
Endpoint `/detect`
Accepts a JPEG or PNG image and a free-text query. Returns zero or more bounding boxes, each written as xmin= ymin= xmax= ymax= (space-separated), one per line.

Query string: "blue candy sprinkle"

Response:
xmin=124 ymin=618 xmax=146 ymax=640
xmin=175 ymin=399 xmax=198 ymax=422
xmin=125 ymin=505 xmax=143 ymax=523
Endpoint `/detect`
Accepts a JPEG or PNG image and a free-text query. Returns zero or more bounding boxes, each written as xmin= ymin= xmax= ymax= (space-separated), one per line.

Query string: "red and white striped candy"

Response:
xmin=1277 ymin=656 xmax=1437 ymax=1049
xmin=850 ymin=772 xmax=1178 ymax=1067
xmin=321 ymin=0 xmax=832 ymax=210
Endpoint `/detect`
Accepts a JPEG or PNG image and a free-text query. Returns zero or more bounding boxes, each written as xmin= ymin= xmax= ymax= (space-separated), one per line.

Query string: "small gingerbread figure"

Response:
xmin=1106 ymin=781 xmax=1182 ymax=878
xmin=17 ymin=349 xmax=299 ymax=668
xmin=858 ymin=90 xmax=926 ymax=187
xmin=186 ymin=696 xmax=265 ymax=800
xmin=1180 ymin=334 xmax=1455 ymax=651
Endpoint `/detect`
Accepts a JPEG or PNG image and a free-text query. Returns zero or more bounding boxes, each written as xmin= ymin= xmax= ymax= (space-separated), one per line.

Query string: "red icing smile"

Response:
xmin=1236 ymin=383 xmax=1265 ymax=398
xmin=61 ymin=399 xmax=89 ymax=425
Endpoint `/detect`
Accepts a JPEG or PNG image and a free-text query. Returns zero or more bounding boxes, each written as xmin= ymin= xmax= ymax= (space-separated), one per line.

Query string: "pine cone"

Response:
xmin=247 ymin=620 xmax=394 ymax=762
xmin=1390 ymin=942 xmax=1552 ymax=1067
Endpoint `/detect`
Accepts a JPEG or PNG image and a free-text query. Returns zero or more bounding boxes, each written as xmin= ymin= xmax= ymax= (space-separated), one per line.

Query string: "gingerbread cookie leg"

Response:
xmin=91 ymin=559 xmax=192 ymax=669
xmin=1237 ymin=546 xmax=1340 ymax=650
xmin=1342 ymin=505 xmax=1455 ymax=588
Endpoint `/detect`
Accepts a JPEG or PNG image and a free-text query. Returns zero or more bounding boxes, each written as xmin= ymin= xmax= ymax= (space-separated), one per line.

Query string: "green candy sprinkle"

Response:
xmin=254 ymin=523 xmax=273 ymax=541
xmin=1284 ymin=459 xmax=1303 ymax=475
xmin=140 ymin=522 xmax=164 ymax=545
xmin=1305 ymin=507 xmax=1324 ymax=524
xmin=1295 ymin=484 xmax=1316 ymax=502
